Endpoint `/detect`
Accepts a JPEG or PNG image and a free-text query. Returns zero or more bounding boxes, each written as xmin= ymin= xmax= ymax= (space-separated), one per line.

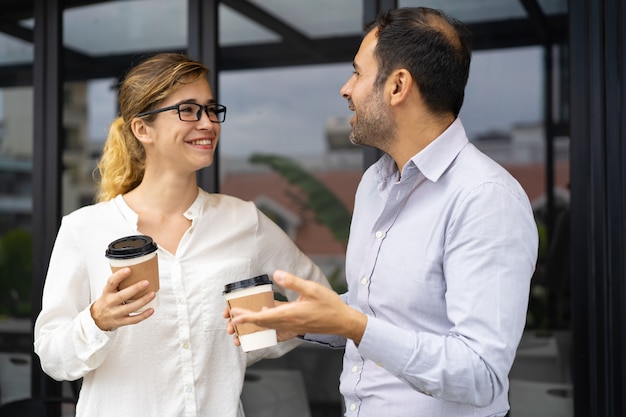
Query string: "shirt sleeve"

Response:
xmin=245 ymin=207 xmax=333 ymax=364
xmin=356 ymin=182 xmax=538 ymax=407
xmin=34 ymin=216 xmax=116 ymax=381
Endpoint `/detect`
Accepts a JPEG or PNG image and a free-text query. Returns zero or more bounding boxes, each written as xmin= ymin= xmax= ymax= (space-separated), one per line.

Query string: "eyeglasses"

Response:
xmin=136 ymin=102 xmax=227 ymax=123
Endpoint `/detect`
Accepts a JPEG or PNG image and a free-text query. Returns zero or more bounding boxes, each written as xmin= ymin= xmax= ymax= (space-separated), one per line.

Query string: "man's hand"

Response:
xmin=223 ymin=299 xmax=298 ymax=344
xmin=229 ymin=270 xmax=367 ymax=344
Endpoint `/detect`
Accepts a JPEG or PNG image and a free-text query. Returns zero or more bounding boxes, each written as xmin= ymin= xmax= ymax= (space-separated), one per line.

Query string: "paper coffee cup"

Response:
xmin=224 ymin=274 xmax=277 ymax=352
xmin=105 ymin=235 xmax=159 ymax=315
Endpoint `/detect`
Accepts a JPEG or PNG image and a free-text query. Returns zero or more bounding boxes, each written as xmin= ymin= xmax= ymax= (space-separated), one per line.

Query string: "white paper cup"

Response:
xmin=224 ymin=275 xmax=277 ymax=352
xmin=105 ymin=235 xmax=159 ymax=315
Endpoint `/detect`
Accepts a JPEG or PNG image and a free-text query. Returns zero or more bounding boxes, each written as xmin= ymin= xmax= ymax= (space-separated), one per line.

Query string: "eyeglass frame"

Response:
xmin=136 ymin=102 xmax=227 ymax=123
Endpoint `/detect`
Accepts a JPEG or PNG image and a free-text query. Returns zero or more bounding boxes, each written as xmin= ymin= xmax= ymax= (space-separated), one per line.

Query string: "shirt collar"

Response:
xmin=410 ymin=118 xmax=469 ymax=182
xmin=113 ymin=188 xmax=206 ymax=227
xmin=182 ymin=188 xmax=205 ymax=220
xmin=373 ymin=118 xmax=469 ymax=184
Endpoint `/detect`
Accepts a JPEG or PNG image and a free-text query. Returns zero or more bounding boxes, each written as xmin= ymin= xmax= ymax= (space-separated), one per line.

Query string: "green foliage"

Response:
xmin=249 ymin=153 xmax=352 ymax=245
xmin=0 ymin=228 xmax=33 ymax=317
xmin=249 ymin=154 xmax=352 ymax=293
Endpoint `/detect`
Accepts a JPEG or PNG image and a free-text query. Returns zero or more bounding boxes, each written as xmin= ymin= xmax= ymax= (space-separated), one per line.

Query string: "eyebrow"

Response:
xmin=177 ymin=98 xmax=217 ymax=105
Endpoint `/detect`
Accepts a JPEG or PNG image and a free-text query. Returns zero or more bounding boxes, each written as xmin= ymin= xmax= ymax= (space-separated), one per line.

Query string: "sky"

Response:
xmin=83 ymin=46 xmax=543 ymax=158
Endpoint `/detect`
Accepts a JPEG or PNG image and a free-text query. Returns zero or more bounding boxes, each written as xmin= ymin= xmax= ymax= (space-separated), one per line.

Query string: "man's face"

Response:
xmin=340 ymin=29 xmax=395 ymax=149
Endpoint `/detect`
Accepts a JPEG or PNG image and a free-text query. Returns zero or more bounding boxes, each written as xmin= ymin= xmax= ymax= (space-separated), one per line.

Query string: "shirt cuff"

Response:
xmin=300 ymin=333 xmax=347 ymax=349
xmin=77 ymin=306 xmax=114 ymax=347
xmin=357 ymin=316 xmax=415 ymax=375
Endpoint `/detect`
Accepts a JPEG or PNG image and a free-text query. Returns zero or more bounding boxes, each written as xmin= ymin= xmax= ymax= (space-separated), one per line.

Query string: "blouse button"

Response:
xmin=361 ymin=277 xmax=368 ymax=285
xmin=375 ymin=231 xmax=383 ymax=238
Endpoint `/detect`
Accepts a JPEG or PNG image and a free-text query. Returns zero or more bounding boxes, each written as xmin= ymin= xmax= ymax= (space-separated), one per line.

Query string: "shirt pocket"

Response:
xmin=201 ymin=258 xmax=251 ymax=331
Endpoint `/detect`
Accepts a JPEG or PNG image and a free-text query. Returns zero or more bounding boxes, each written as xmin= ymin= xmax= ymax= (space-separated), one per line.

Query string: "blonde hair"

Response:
xmin=95 ymin=53 xmax=209 ymax=202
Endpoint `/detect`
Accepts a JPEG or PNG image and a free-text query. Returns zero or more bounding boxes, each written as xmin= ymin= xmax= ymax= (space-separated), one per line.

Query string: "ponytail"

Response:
xmin=95 ymin=116 xmax=145 ymax=202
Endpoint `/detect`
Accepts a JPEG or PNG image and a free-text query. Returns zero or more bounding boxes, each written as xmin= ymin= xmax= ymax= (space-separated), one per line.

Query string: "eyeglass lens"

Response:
xmin=178 ymin=103 xmax=226 ymax=122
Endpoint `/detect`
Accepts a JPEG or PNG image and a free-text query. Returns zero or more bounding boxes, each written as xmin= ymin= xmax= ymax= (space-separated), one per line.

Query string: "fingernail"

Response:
xmin=274 ymin=270 xmax=286 ymax=283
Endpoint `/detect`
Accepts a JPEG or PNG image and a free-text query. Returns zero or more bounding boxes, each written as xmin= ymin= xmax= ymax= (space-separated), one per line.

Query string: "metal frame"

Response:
xmin=188 ymin=0 xmax=220 ymax=193
xmin=0 ymin=0 xmax=568 ymax=88
xmin=569 ymin=0 xmax=626 ymax=416
xmin=31 ymin=0 xmax=63 ymax=415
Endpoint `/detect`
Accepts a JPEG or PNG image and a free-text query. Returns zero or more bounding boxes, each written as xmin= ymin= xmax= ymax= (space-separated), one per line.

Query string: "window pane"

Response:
xmin=463 ymin=46 xmax=572 ymax=415
xmin=219 ymin=64 xmax=359 ymax=284
xmin=0 ymin=86 xmax=34 ymax=406
xmin=219 ymin=64 xmax=358 ymax=414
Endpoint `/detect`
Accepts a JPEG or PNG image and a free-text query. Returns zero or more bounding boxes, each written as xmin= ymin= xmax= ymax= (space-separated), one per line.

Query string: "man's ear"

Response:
xmin=387 ymin=68 xmax=413 ymax=106
xmin=131 ymin=118 xmax=153 ymax=145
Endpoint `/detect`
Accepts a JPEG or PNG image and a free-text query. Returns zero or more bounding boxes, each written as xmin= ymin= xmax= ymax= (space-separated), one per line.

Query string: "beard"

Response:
xmin=349 ymin=88 xmax=396 ymax=150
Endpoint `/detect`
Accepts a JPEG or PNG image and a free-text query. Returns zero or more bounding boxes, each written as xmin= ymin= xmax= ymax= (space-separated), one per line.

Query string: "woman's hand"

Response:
xmin=90 ymin=267 xmax=156 ymax=331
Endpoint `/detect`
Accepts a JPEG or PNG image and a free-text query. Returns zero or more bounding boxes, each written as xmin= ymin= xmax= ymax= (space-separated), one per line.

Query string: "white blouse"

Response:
xmin=34 ymin=189 xmax=329 ymax=417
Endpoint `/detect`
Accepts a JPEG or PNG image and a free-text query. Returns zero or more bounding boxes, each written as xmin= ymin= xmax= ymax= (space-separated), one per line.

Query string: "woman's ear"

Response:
xmin=131 ymin=118 xmax=153 ymax=145
xmin=387 ymin=68 xmax=413 ymax=106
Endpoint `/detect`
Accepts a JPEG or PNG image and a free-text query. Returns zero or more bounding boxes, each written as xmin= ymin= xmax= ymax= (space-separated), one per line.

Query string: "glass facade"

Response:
xmin=6 ymin=1 xmax=622 ymax=416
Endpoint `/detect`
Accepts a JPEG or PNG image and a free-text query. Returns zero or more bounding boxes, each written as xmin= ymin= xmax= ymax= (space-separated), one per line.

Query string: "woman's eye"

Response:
xmin=179 ymin=104 xmax=196 ymax=113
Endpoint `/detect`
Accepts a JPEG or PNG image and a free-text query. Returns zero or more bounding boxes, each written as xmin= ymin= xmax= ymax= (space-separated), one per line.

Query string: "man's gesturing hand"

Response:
xmin=229 ymin=270 xmax=367 ymax=344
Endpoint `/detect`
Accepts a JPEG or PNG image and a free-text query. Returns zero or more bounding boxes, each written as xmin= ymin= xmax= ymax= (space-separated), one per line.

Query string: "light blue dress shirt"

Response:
xmin=308 ymin=118 xmax=538 ymax=417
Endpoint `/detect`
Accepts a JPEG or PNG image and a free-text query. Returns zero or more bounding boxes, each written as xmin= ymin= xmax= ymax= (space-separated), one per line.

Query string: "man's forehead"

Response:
xmin=354 ymin=29 xmax=379 ymax=70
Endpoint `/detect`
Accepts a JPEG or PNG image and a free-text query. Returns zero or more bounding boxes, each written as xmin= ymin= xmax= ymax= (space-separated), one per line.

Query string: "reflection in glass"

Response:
xmin=0 ymin=86 xmax=34 ymax=406
xmin=219 ymin=63 xmax=359 ymax=290
xmin=0 ymin=33 xmax=33 ymax=66
xmin=399 ymin=0 xmax=527 ymax=23
xmin=63 ymin=0 xmax=187 ymax=55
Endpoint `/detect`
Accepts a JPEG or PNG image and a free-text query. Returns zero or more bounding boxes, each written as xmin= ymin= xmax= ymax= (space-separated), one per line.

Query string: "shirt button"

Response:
xmin=182 ymin=342 xmax=189 ymax=349
xmin=361 ymin=277 xmax=368 ymax=285
xmin=351 ymin=365 xmax=359 ymax=373
xmin=349 ymin=403 xmax=356 ymax=411
xmin=375 ymin=231 xmax=383 ymax=238
xmin=186 ymin=211 xmax=193 ymax=216
xmin=185 ymin=386 xmax=192 ymax=393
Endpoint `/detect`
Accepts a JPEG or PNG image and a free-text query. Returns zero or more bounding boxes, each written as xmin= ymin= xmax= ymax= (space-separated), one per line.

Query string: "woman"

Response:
xmin=34 ymin=53 xmax=329 ymax=417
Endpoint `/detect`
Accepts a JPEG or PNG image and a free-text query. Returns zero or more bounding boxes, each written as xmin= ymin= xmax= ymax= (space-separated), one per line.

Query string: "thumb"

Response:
xmin=272 ymin=270 xmax=311 ymax=294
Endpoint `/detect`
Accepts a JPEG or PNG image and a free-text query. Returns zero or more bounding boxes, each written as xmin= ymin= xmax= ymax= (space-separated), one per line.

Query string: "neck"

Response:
xmin=388 ymin=113 xmax=456 ymax=171
xmin=124 ymin=171 xmax=200 ymax=215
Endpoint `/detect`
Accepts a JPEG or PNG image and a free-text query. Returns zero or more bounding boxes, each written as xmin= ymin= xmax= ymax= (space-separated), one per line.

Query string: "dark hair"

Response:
xmin=366 ymin=7 xmax=472 ymax=117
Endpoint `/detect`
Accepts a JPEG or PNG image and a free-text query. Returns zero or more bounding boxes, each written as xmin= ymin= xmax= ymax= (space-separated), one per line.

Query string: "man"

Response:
xmin=229 ymin=7 xmax=538 ymax=417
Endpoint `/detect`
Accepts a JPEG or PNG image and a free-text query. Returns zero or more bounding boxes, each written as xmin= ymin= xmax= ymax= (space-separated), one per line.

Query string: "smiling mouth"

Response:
xmin=188 ymin=139 xmax=213 ymax=145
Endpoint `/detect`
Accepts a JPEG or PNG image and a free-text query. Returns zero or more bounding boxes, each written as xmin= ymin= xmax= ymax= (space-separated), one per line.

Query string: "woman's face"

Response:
xmin=142 ymin=77 xmax=222 ymax=175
